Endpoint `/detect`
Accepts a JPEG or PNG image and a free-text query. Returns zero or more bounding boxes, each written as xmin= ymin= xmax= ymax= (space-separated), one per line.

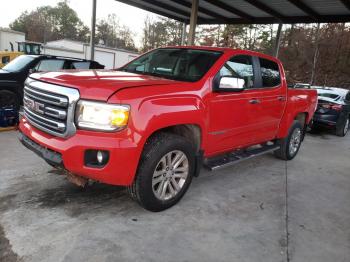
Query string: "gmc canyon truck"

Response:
xmin=18 ymin=47 xmax=317 ymax=211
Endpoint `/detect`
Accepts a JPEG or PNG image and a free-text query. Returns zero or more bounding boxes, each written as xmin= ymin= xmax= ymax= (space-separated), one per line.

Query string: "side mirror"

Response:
xmin=218 ymin=76 xmax=245 ymax=91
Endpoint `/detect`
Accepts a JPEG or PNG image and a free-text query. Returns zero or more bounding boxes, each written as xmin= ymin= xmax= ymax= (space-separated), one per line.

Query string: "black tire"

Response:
xmin=308 ymin=126 xmax=319 ymax=134
xmin=274 ymin=121 xmax=303 ymax=160
xmin=307 ymin=119 xmax=318 ymax=134
xmin=335 ymin=115 xmax=349 ymax=137
xmin=0 ymin=90 xmax=20 ymax=110
xmin=127 ymin=132 xmax=195 ymax=212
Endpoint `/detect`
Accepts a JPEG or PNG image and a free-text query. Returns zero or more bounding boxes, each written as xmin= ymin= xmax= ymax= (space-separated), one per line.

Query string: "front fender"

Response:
xmin=134 ymin=94 xmax=206 ymax=145
xmin=109 ymin=91 xmax=207 ymax=149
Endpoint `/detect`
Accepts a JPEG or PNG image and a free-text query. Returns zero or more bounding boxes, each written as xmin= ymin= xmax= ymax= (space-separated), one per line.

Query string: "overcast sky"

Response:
xmin=0 ymin=0 xmax=157 ymax=47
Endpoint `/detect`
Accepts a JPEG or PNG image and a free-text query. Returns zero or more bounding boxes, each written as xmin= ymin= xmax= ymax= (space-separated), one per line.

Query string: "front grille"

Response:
xmin=23 ymin=79 xmax=80 ymax=138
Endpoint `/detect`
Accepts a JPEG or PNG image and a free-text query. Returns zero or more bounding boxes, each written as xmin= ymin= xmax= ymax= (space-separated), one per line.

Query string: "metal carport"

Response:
xmin=90 ymin=0 xmax=350 ymax=58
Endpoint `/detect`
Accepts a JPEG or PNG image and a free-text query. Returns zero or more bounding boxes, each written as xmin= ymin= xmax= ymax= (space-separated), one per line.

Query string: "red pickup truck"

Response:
xmin=19 ymin=47 xmax=317 ymax=211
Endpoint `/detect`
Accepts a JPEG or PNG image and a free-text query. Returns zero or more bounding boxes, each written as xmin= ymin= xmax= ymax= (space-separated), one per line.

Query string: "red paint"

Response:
xmin=19 ymin=47 xmax=317 ymax=186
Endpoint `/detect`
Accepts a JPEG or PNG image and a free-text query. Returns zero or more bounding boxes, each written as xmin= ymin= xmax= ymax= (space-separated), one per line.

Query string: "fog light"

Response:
xmin=97 ymin=150 xmax=103 ymax=164
xmin=84 ymin=150 xmax=109 ymax=168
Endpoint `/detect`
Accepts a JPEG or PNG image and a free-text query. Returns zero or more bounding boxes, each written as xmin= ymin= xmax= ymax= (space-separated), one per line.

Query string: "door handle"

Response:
xmin=249 ymin=99 xmax=261 ymax=104
xmin=277 ymin=96 xmax=286 ymax=101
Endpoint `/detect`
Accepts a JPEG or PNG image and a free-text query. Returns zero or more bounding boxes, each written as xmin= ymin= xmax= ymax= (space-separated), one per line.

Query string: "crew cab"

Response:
xmin=0 ymin=55 xmax=104 ymax=109
xmin=18 ymin=47 xmax=317 ymax=211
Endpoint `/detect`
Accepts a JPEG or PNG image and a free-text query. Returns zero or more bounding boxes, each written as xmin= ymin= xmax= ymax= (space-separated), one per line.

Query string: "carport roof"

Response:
xmin=115 ymin=0 xmax=350 ymax=24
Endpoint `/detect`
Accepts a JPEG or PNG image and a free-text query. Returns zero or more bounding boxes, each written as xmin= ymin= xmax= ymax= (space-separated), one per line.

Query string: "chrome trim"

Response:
xmin=44 ymin=106 xmax=67 ymax=120
xmin=24 ymin=108 xmax=66 ymax=132
xmin=24 ymin=78 xmax=80 ymax=138
xmin=24 ymin=85 xmax=68 ymax=107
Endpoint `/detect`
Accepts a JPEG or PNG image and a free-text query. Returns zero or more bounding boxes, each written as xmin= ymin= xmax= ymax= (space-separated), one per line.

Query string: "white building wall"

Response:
xmin=44 ymin=39 xmax=84 ymax=52
xmin=43 ymin=47 xmax=85 ymax=59
xmin=44 ymin=39 xmax=139 ymax=69
xmin=115 ymin=50 xmax=138 ymax=67
xmin=0 ymin=28 xmax=25 ymax=51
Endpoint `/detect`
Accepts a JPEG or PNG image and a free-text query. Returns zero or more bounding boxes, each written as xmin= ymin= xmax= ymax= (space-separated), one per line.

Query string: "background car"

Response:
xmin=0 ymin=55 xmax=105 ymax=109
xmin=310 ymin=87 xmax=350 ymax=136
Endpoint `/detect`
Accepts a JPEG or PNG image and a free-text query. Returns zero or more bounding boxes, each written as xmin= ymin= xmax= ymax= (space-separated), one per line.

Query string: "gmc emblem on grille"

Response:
xmin=24 ymin=97 xmax=45 ymax=114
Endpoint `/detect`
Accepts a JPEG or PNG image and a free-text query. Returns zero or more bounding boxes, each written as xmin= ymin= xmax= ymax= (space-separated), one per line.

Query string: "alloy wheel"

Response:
xmin=152 ymin=150 xmax=189 ymax=201
xmin=289 ymin=128 xmax=301 ymax=156
xmin=344 ymin=118 xmax=349 ymax=135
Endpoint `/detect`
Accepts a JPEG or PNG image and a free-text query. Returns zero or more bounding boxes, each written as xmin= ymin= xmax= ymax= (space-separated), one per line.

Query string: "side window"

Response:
xmin=35 ymin=59 xmax=65 ymax=72
xmin=219 ymin=55 xmax=254 ymax=89
xmin=259 ymin=58 xmax=281 ymax=87
xmin=71 ymin=62 xmax=91 ymax=69
xmin=2 ymin=56 xmax=10 ymax=65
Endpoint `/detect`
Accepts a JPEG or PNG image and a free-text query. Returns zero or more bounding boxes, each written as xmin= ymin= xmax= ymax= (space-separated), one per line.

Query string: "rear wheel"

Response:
xmin=274 ymin=121 xmax=303 ymax=160
xmin=127 ymin=132 xmax=195 ymax=212
xmin=336 ymin=116 xmax=349 ymax=137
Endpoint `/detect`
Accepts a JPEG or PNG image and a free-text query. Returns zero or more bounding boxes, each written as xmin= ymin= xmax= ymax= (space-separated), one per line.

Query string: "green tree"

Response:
xmin=10 ymin=0 xmax=89 ymax=43
xmin=95 ymin=14 xmax=137 ymax=52
xmin=219 ymin=24 xmax=273 ymax=52
xmin=141 ymin=16 xmax=183 ymax=52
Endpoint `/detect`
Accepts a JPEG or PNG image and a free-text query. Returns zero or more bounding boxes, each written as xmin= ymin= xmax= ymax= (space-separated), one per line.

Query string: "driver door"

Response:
xmin=207 ymin=55 xmax=261 ymax=155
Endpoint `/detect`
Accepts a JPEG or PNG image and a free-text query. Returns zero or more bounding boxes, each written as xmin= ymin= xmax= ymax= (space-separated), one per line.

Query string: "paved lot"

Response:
xmin=0 ymin=130 xmax=349 ymax=262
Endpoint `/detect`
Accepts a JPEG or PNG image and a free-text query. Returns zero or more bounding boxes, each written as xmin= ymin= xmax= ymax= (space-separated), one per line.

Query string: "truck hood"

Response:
xmin=0 ymin=69 xmax=19 ymax=81
xmin=29 ymin=70 xmax=178 ymax=101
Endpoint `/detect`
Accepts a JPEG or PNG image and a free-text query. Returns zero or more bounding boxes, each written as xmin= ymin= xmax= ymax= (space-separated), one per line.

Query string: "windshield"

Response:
xmin=120 ymin=48 xmax=222 ymax=82
xmin=2 ymin=55 xmax=35 ymax=72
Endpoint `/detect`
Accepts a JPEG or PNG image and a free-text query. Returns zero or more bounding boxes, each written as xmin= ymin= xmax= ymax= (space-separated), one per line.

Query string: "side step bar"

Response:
xmin=204 ymin=143 xmax=280 ymax=171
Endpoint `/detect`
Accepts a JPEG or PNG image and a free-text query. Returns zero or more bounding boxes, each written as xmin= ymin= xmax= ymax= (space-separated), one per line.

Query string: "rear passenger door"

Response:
xmin=251 ymin=57 xmax=286 ymax=144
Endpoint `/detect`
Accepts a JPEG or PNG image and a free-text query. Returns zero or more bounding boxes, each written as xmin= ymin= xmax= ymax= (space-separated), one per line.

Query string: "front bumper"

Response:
xmin=19 ymin=118 xmax=141 ymax=186
xmin=19 ymin=131 xmax=63 ymax=166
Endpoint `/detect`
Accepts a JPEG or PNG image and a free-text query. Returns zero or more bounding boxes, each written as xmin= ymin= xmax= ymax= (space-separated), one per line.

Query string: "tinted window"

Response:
xmin=32 ymin=45 xmax=40 ymax=55
xmin=71 ymin=62 xmax=91 ymax=69
xmin=259 ymin=58 xmax=281 ymax=87
xmin=219 ymin=55 xmax=254 ymax=88
xmin=2 ymin=56 xmax=10 ymax=64
xmin=122 ymin=48 xmax=222 ymax=82
xmin=2 ymin=55 xmax=35 ymax=72
xmin=36 ymin=59 xmax=65 ymax=72
xmin=345 ymin=92 xmax=350 ymax=102
xmin=318 ymin=93 xmax=340 ymax=99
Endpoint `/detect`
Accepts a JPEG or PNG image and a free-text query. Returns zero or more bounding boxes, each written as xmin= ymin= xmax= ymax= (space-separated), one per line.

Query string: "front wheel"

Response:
xmin=127 ymin=132 xmax=195 ymax=212
xmin=274 ymin=121 xmax=303 ymax=160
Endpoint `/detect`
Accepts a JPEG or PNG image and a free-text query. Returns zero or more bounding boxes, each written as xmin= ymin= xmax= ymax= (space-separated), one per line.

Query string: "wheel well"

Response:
xmin=295 ymin=112 xmax=308 ymax=127
xmin=149 ymin=124 xmax=202 ymax=152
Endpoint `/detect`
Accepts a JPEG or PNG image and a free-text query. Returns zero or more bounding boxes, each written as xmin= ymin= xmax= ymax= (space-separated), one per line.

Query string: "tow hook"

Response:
xmin=66 ymin=172 xmax=88 ymax=187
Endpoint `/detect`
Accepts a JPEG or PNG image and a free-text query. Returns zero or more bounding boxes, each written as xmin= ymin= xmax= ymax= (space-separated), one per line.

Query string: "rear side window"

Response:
xmin=35 ymin=59 xmax=65 ymax=72
xmin=259 ymin=58 xmax=281 ymax=87
xmin=318 ymin=93 xmax=339 ymax=100
xmin=2 ymin=56 xmax=10 ymax=64
xmin=71 ymin=62 xmax=91 ymax=69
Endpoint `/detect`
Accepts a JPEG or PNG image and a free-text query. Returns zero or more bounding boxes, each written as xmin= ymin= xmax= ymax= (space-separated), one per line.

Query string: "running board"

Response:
xmin=204 ymin=144 xmax=280 ymax=171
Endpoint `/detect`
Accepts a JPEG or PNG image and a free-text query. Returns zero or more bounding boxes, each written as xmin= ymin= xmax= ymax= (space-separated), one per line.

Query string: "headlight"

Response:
xmin=75 ymin=100 xmax=130 ymax=131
